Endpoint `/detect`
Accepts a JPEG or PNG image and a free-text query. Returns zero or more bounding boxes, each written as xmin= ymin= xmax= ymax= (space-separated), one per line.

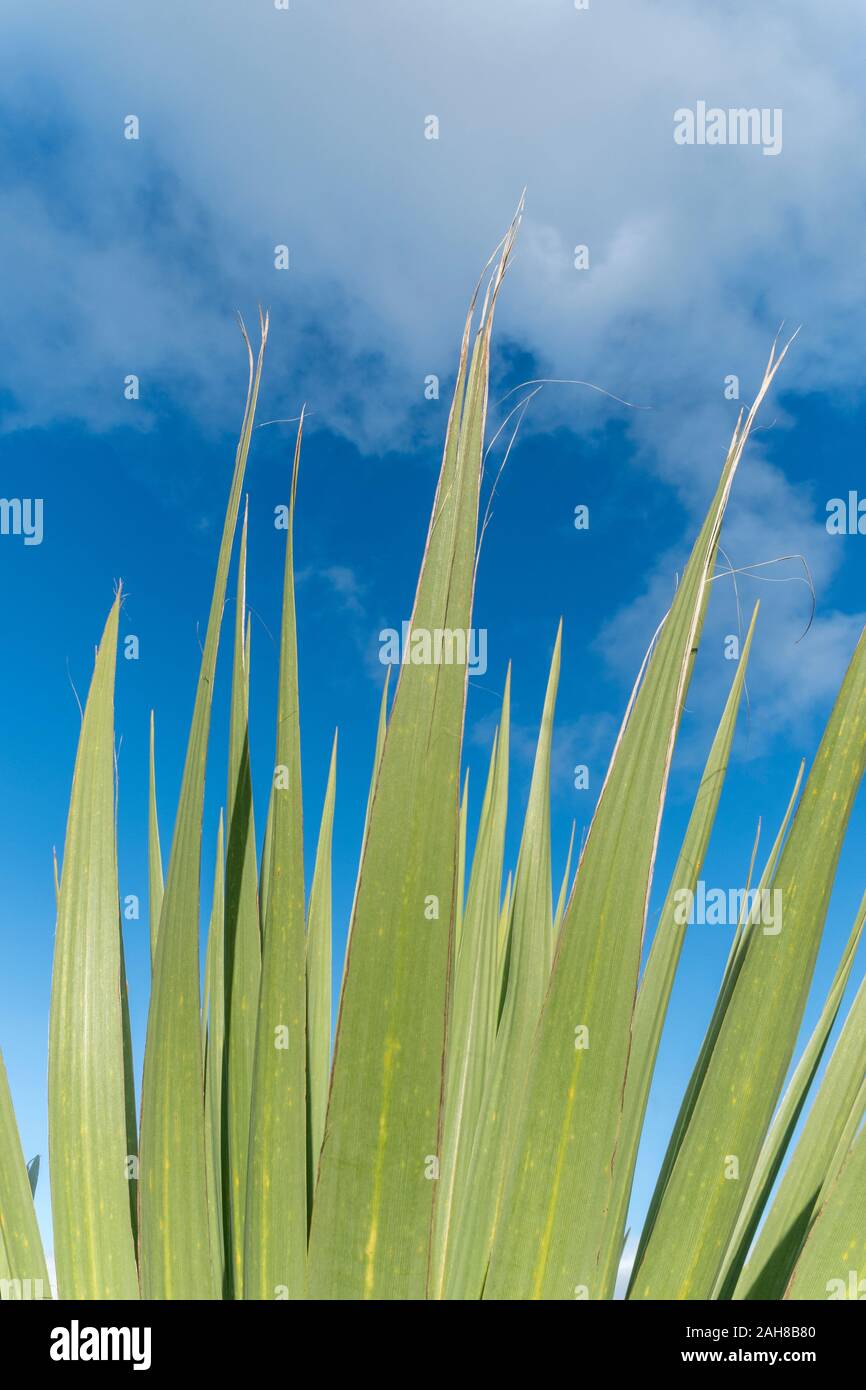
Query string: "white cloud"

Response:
xmin=3 ymin=0 xmax=866 ymax=445
xmin=297 ymin=563 xmax=366 ymax=615
xmin=2 ymin=0 xmax=865 ymax=746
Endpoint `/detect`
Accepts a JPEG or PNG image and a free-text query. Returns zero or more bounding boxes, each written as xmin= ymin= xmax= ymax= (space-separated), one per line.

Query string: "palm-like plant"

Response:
xmin=1 ymin=214 xmax=864 ymax=1301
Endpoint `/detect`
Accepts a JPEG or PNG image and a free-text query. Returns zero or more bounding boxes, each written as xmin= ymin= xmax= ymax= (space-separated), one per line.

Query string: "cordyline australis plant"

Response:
xmin=1 ymin=211 xmax=865 ymax=1303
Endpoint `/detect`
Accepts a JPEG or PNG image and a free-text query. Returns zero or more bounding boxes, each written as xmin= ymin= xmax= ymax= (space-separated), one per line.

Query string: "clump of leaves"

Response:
xmin=1 ymin=216 xmax=864 ymax=1301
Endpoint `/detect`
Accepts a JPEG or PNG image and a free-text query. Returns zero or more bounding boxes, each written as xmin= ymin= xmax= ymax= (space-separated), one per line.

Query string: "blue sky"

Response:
xmin=1 ymin=1 xmax=866 ymax=1285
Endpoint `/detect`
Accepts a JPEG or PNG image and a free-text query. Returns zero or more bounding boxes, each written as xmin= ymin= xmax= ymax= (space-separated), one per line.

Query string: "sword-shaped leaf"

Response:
xmin=224 ymin=503 xmax=261 ymax=1295
xmin=446 ymin=623 xmax=560 ymax=1299
xmin=628 ymin=758 xmax=804 ymax=1291
xmin=139 ymin=316 xmax=267 ymax=1299
xmin=484 ymin=353 xmax=786 ymax=1300
xmin=338 ymin=670 xmax=391 ymax=998
xmin=48 ymin=591 xmax=139 ymax=1300
xmin=148 ymin=712 xmax=164 ymax=969
xmin=365 ymin=667 xmax=390 ymax=844
xmin=259 ymin=792 xmax=274 ymax=937
xmin=496 ymin=869 xmax=513 ymax=1007
xmin=456 ymin=768 xmax=469 ymax=951
xmin=307 ymin=729 xmax=337 ymax=1208
xmin=630 ymin=623 xmax=866 ymax=1298
xmin=203 ymin=813 xmax=227 ymax=1296
xmin=716 ymin=897 xmax=865 ymax=1298
xmin=553 ymin=821 xmax=576 ymax=939
xmin=431 ymin=672 xmax=510 ymax=1297
xmin=595 ymin=604 xmax=758 ymax=1297
xmin=0 ymin=1049 xmax=50 ymax=1297
xmin=244 ymin=417 xmax=306 ymax=1299
xmin=732 ymin=906 xmax=866 ymax=1300
xmin=307 ymin=213 xmax=520 ymax=1300
xmin=784 ymin=1126 xmax=866 ymax=1300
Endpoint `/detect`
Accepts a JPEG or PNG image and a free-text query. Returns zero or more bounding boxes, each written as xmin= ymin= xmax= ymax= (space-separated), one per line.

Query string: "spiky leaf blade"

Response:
xmin=47 ymin=593 xmax=139 ymax=1299
xmin=630 ymin=624 xmax=866 ymax=1299
xmin=0 ymin=1050 xmax=50 ymax=1297
xmin=784 ymin=1127 xmax=866 ymax=1300
xmin=244 ymin=419 xmax=307 ymax=1300
xmin=596 ymin=604 xmax=757 ymax=1296
xmin=139 ymin=320 xmax=267 ymax=1299
xmin=203 ymin=813 xmax=227 ymax=1296
xmin=148 ymin=712 xmax=164 ymax=968
xmin=307 ymin=731 xmax=338 ymax=1210
xmin=431 ymin=673 xmax=510 ymax=1296
xmin=445 ymin=624 xmax=560 ymax=1298
xmin=224 ymin=504 xmax=261 ymax=1294
xmin=484 ymin=357 xmax=787 ymax=1300
xmin=307 ymin=222 xmax=519 ymax=1300
xmin=733 ymin=920 xmax=866 ymax=1299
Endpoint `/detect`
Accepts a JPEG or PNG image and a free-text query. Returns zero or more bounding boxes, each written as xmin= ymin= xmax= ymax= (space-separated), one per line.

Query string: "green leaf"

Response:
xmin=595 ymin=604 xmax=758 ymax=1297
xmin=307 ymin=218 xmax=520 ymax=1300
xmin=148 ymin=712 xmax=164 ymax=969
xmin=341 ymin=666 xmax=392 ymax=988
xmin=244 ymin=417 xmax=307 ymax=1300
xmin=444 ymin=624 xmax=561 ymax=1299
xmin=732 ymin=900 xmax=866 ymax=1299
xmin=496 ymin=868 xmax=513 ymax=1009
xmin=0 ymin=1049 xmax=50 ymax=1298
xmin=431 ymin=671 xmax=510 ymax=1297
xmin=224 ymin=502 xmax=262 ymax=1295
xmin=630 ymin=622 xmax=866 ymax=1299
xmin=139 ymin=317 xmax=267 ymax=1300
xmin=0 ymin=1222 xmax=11 ymax=1295
xmin=203 ymin=813 xmax=227 ymax=1297
xmin=307 ymin=729 xmax=338 ymax=1212
xmin=365 ymin=667 xmax=391 ymax=843
xmin=259 ymin=787 xmax=274 ymax=937
xmin=553 ymin=821 xmax=576 ymax=938
xmin=784 ymin=1126 xmax=866 ymax=1300
xmin=484 ymin=358 xmax=784 ymax=1300
xmin=26 ymin=1155 xmax=39 ymax=1200
xmin=48 ymin=591 xmax=139 ymax=1300
xmin=456 ymin=768 xmax=470 ymax=951
xmin=715 ymin=895 xmax=865 ymax=1299
xmin=628 ymin=758 xmax=804 ymax=1291
xmin=119 ymin=922 xmax=139 ymax=1250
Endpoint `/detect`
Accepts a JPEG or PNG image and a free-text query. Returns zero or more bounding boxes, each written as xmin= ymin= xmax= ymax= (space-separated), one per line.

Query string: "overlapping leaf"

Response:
xmin=595 ymin=604 xmax=758 ymax=1296
xmin=244 ymin=417 xmax=307 ymax=1300
xmin=224 ymin=505 xmax=261 ymax=1294
xmin=631 ymin=624 xmax=866 ymax=1298
xmin=484 ymin=356 xmax=787 ymax=1300
xmin=307 ymin=215 xmax=520 ymax=1300
xmin=48 ymin=592 xmax=139 ymax=1299
xmin=446 ymin=624 xmax=560 ymax=1298
xmin=731 ymin=904 xmax=866 ymax=1300
xmin=0 ymin=1050 xmax=50 ymax=1298
xmin=139 ymin=318 xmax=267 ymax=1299
xmin=784 ymin=1127 xmax=866 ymax=1300
xmin=307 ymin=730 xmax=337 ymax=1206
xmin=431 ymin=672 xmax=510 ymax=1297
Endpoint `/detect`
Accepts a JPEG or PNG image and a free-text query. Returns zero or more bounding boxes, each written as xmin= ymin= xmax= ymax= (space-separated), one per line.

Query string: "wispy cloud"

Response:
xmin=297 ymin=564 xmax=366 ymax=615
xmin=2 ymin=0 xmax=864 ymax=747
